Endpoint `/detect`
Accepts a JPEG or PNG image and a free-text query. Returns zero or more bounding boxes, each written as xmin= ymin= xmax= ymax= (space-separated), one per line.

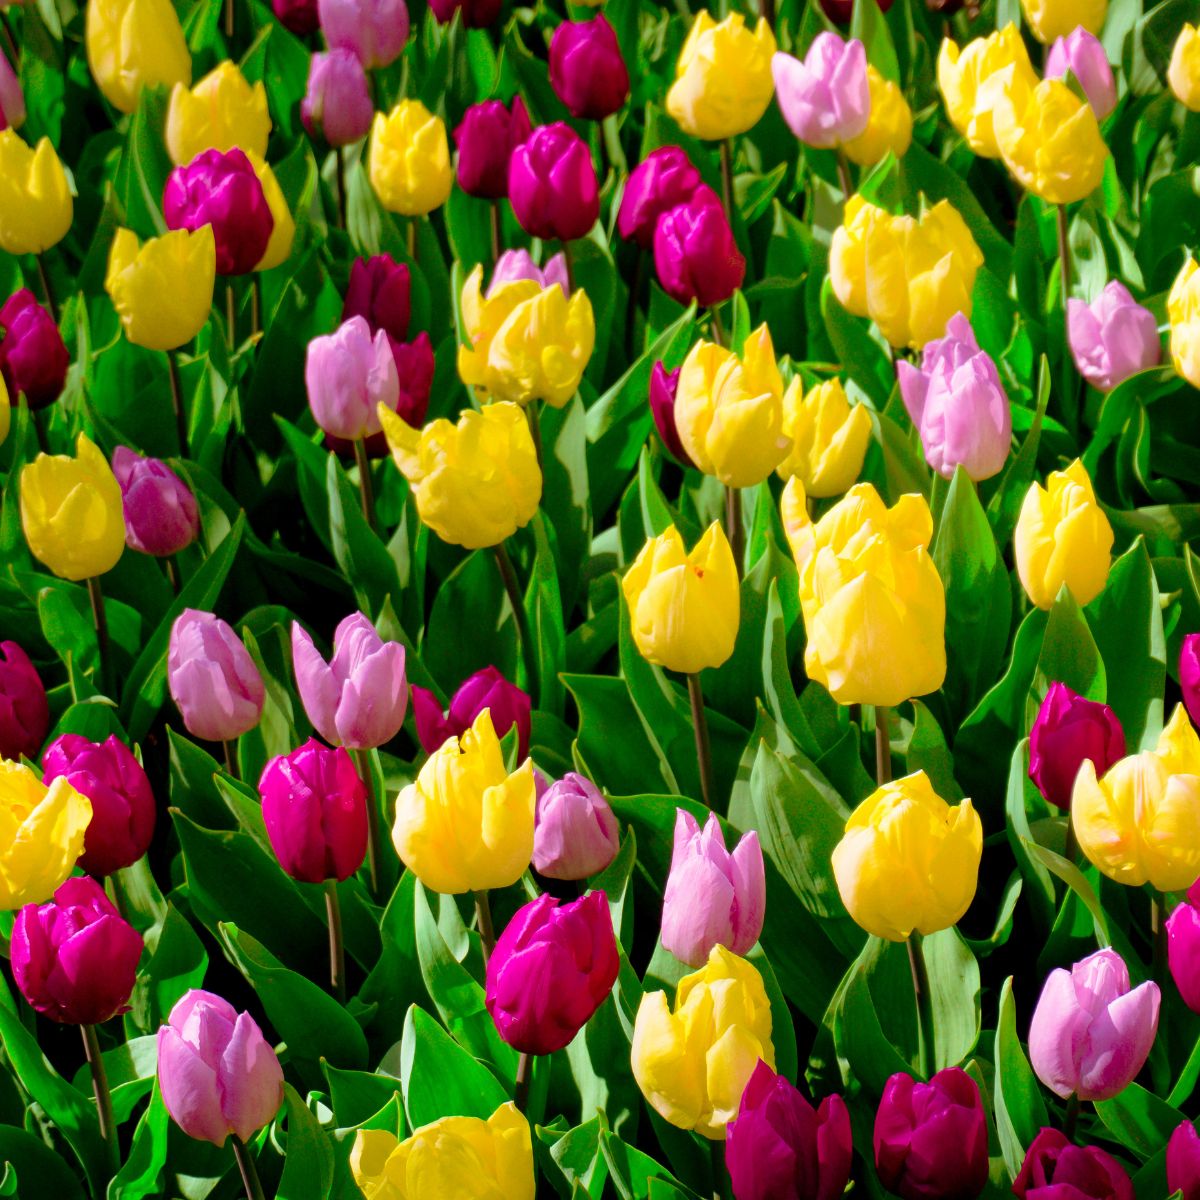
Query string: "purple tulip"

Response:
xmin=1169 ymin=1121 xmax=1200 ymax=1200
xmin=1028 ymin=681 xmax=1126 ymax=812
xmin=873 ymin=1069 xmax=989 ymax=1200
xmin=726 ymin=1060 xmax=853 ymax=1200
xmin=1066 ymin=281 xmax=1161 ymax=392
xmin=772 ymin=34 xmax=870 ymax=149
xmin=1028 ymin=947 xmax=1160 ymax=1101
xmin=411 ymin=666 xmax=531 ymax=758
xmin=618 ymin=145 xmax=705 ymax=250
xmin=305 ymin=315 xmax=400 ymax=441
xmin=111 ymin=446 xmax=200 ymax=558
xmin=167 ymin=609 xmax=265 ymax=744
xmin=274 ymin=0 xmax=319 ymax=34
xmin=1045 ymin=28 xmax=1117 ymax=120
xmin=41 ymin=734 xmax=155 ymax=877
xmin=317 ymin=0 xmax=409 ymax=69
xmin=484 ymin=890 xmax=619 ymax=1055
xmin=1168 ymin=879 xmax=1200 ymax=1012
xmin=1014 ymin=1128 xmax=1134 ymax=1200
xmin=549 ymin=15 xmax=630 ymax=122
xmin=0 ymin=48 xmax=25 ymax=131
xmin=489 ymin=249 xmax=569 ymax=297
xmin=649 ymin=361 xmax=694 ymax=468
xmin=342 ymin=254 xmax=411 ymax=343
xmin=653 ymin=187 xmax=745 ymax=309
xmin=1183 ymin=633 xmax=1200 ymax=730
xmin=157 ymin=989 xmax=284 ymax=1147
xmin=453 ymin=97 xmax=531 ymax=200
xmin=428 ymin=0 xmax=499 ymax=27
xmin=11 ymin=877 xmax=143 ymax=1025
xmin=661 ymin=809 xmax=765 ymax=967
xmin=508 ymin=122 xmax=599 ymax=243
xmin=301 ymin=49 xmax=374 ymax=147
xmin=389 ymin=330 xmax=434 ymax=427
xmin=533 ymin=772 xmax=620 ymax=880
xmin=0 ymin=640 xmax=49 ymax=762
xmin=0 ymin=289 xmax=68 ymax=408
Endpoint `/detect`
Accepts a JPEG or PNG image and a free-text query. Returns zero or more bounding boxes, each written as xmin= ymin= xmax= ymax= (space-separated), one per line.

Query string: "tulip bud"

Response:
xmin=305 ymin=316 xmax=401 ymax=441
xmin=1020 ymin=0 xmax=1107 ymax=44
xmin=777 ymin=376 xmax=871 ymax=498
xmin=411 ymin=666 xmax=531 ymax=759
xmin=1015 ymin=1127 xmax=1133 ymax=1200
xmin=485 ymin=890 xmax=619 ymax=1054
xmin=489 ymin=249 xmax=569 ymax=297
xmin=452 ymin=98 xmax=531 ymax=200
xmin=369 ymin=99 xmax=452 ymax=216
xmin=1170 ymin=258 xmax=1200 ymax=387
xmin=1167 ymin=879 xmax=1200 ymax=1012
xmin=1169 ymin=1121 xmax=1200 ymax=1200
xmin=318 ymin=0 xmax=409 ymax=70
xmin=1028 ymin=682 xmax=1125 ymax=812
xmin=301 ymin=50 xmax=373 ymax=147
xmin=0 ymin=50 xmax=25 ymax=131
xmin=342 ymin=254 xmax=411 ymax=341
xmin=0 ymin=134 xmax=72 ymax=254
xmin=1029 ymin=947 xmax=1159 ymax=1100
xmin=167 ymin=609 xmax=265 ymax=743
xmin=875 ymin=1070 xmax=988 ymax=1200
xmin=0 ymin=289 xmax=68 ymax=408
xmin=653 ymin=187 xmax=746 ymax=309
xmin=428 ymin=0 xmax=499 ymax=27
xmin=1171 ymin=25 xmax=1200 ymax=111
xmin=617 ymin=146 xmax=705 ymax=249
xmin=165 ymin=63 xmax=270 ymax=167
xmin=549 ymin=15 xmax=630 ymax=121
xmin=649 ymin=361 xmax=693 ymax=467
xmin=1045 ymin=28 xmax=1116 ymax=119
xmin=844 ymin=65 xmax=913 ymax=166
xmin=532 ymin=773 xmax=619 ymax=880
xmin=772 ymin=34 xmax=870 ymax=149
xmin=85 ymin=0 xmax=190 ymax=113
xmin=1067 ymin=281 xmax=1160 ymax=392
xmin=163 ymin=149 xmax=274 ymax=276
xmin=157 ymin=989 xmax=284 ymax=1147
xmin=111 ymin=447 xmax=201 ymax=558
xmin=508 ymin=122 xmax=599 ymax=242
xmin=0 ymin=642 xmax=48 ymax=762
xmin=1183 ymin=634 xmax=1200 ymax=729
xmin=273 ymin=0 xmax=318 ymax=34
xmin=42 ymin=734 xmax=155 ymax=877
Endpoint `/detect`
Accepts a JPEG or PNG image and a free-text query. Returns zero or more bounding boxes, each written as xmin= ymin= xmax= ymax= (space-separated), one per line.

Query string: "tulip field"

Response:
xmin=6 ymin=0 xmax=1200 ymax=1196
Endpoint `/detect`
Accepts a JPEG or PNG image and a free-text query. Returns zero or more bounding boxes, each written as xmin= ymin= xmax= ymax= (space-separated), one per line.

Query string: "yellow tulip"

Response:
xmin=0 ymin=760 xmax=92 ymax=910
xmin=391 ymin=709 xmax=535 ymax=895
xmin=379 ymin=400 xmax=541 ymax=550
xmin=0 ymin=132 xmax=73 ymax=256
xmin=832 ymin=770 xmax=982 ymax=942
xmin=105 ymin=226 xmax=216 ymax=351
xmin=1170 ymin=25 xmax=1200 ymax=110
xmin=1072 ymin=705 xmax=1200 ymax=892
xmin=666 ymin=12 xmax=776 ymax=141
xmin=1168 ymin=258 xmax=1200 ymax=388
xmin=829 ymin=196 xmax=891 ymax=319
xmin=993 ymin=78 xmax=1109 ymax=205
xmin=779 ymin=477 xmax=814 ymax=566
xmin=1014 ymin=458 xmax=1113 ymax=610
xmin=241 ymin=152 xmax=295 ymax=272
xmin=674 ymin=325 xmax=789 ymax=488
xmin=165 ymin=62 xmax=270 ymax=166
xmin=351 ymin=1103 xmax=534 ymax=1200
xmin=621 ymin=522 xmax=740 ymax=676
xmin=457 ymin=265 xmax=595 ymax=409
xmin=0 ymin=375 xmax=9 ymax=447
xmin=21 ymin=434 xmax=126 ymax=582
xmin=369 ymin=100 xmax=453 ymax=217
xmin=792 ymin=483 xmax=946 ymax=707
xmin=843 ymin=66 xmax=914 ymax=167
xmin=1020 ymin=0 xmax=1106 ymax=43
xmin=85 ymin=0 xmax=191 ymax=114
xmin=632 ymin=945 xmax=774 ymax=1140
xmin=776 ymin=377 xmax=871 ymax=498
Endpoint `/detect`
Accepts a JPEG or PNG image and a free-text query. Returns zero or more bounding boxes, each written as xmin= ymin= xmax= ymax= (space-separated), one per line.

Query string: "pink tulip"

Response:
xmin=0 ymin=48 xmax=25 ymax=131
xmin=772 ymin=34 xmax=870 ymax=149
xmin=0 ymin=640 xmax=48 ymax=762
xmin=301 ymin=49 xmax=374 ymax=147
xmin=1066 ymin=281 xmax=1161 ymax=392
xmin=1168 ymin=1121 xmax=1200 ymax=1200
xmin=617 ymin=145 xmax=704 ymax=250
xmin=1028 ymin=681 xmax=1125 ymax=812
xmin=317 ymin=0 xmax=409 ymax=69
xmin=167 ymin=609 xmax=265 ymax=743
xmin=1168 ymin=879 xmax=1200 ymax=1012
xmin=508 ymin=122 xmax=599 ymax=243
xmin=489 ymin=249 xmax=569 ymax=297
xmin=111 ymin=447 xmax=201 ymax=558
xmin=649 ymin=361 xmax=693 ymax=468
xmin=1045 ymin=28 xmax=1116 ymax=120
xmin=305 ymin=315 xmax=400 ymax=441
xmin=533 ymin=772 xmax=620 ymax=880
xmin=411 ymin=665 xmax=530 ymax=758
xmin=653 ymin=186 xmax=745 ymax=309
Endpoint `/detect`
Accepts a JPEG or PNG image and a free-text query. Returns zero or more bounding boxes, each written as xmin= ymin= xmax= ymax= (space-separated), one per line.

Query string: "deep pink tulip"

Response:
xmin=489 ymin=249 xmax=568 ymax=297
xmin=649 ymin=361 xmax=693 ymax=468
xmin=111 ymin=446 xmax=200 ymax=558
xmin=1045 ymin=28 xmax=1116 ymax=120
xmin=508 ymin=122 xmax=599 ymax=242
xmin=342 ymin=254 xmax=411 ymax=343
xmin=1184 ymin=633 xmax=1200 ymax=734
xmin=317 ymin=0 xmax=408 ymax=69
xmin=0 ymin=640 xmax=49 ymax=761
xmin=428 ymin=0 xmax=499 ymax=26
xmin=1168 ymin=879 xmax=1200 ymax=1012
xmin=167 ymin=609 xmax=265 ymax=743
xmin=653 ymin=187 xmax=745 ymax=308
xmin=0 ymin=289 xmax=68 ymax=408
xmin=1028 ymin=681 xmax=1126 ymax=812
xmin=389 ymin=330 xmax=434 ymax=427
xmin=274 ymin=0 xmax=319 ymax=35
xmin=0 ymin=49 xmax=25 ymax=130
xmin=549 ymin=15 xmax=629 ymax=122
xmin=533 ymin=772 xmax=620 ymax=880
xmin=411 ymin=666 xmax=530 ymax=758
xmin=1066 ymin=281 xmax=1161 ymax=392
xmin=820 ymin=0 xmax=893 ymax=21
xmin=1169 ymin=1121 xmax=1200 ymax=1200
xmin=305 ymin=315 xmax=400 ymax=441
xmin=453 ymin=97 xmax=531 ymax=200
xmin=1013 ymin=1128 xmax=1134 ymax=1200
xmin=617 ymin=145 xmax=705 ymax=250
xmin=301 ymin=49 xmax=374 ymax=147
xmin=772 ymin=33 xmax=870 ymax=149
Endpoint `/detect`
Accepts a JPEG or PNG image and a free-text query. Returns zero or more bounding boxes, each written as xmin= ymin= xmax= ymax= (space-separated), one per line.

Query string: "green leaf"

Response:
xmin=322 ymin=1063 xmax=402 ymax=1129
xmin=108 ymin=1083 xmax=168 ymax=1200
xmin=277 ymin=1084 xmax=336 ymax=1200
xmin=327 ymin=453 xmax=403 ymax=617
xmin=0 ymin=1127 xmax=86 ymax=1200
xmin=1004 ymin=741 xmax=1056 ymax=933
xmin=993 ymin=977 xmax=1048 ymax=1181
xmin=1095 ymin=1084 xmax=1182 ymax=1160
xmin=924 ymin=929 xmax=982 ymax=1071
xmin=1021 ymin=841 xmax=1111 ymax=947
xmin=1031 ymin=585 xmax=1107 ymax=717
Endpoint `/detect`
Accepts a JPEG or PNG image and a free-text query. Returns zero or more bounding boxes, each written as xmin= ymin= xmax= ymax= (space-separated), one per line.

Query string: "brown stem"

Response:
xmin=353 ymin=437 xmax=377 ymax=532
xmin=1056 ymin=203 xmax=1071 ymax=312
xmin=231 ymin=1137 xmax=266 ymax=1200
xmin=225 ymin=283 xmax=235 ymax=350
xmin=167 ymin=350 xmax=187 ymax=456
xmin=353 ymin=747 xmax=382 ymax=901
xmin=710 ymin=304 xmax=727 ymax=347
xmin=474 ymin=889 xmax=496 ymax=965
xmin=165 ymin=555 xmax=181 ymax=595
xmin=223 ymin=0 xmax=234 ymax=42
xmin=35 ymin=254 xmax=57 ymax=325
xmin=725 ymin=486 xmax=744 ymax=579
xmin=719 ymin=139 xmax=734 ymax=226
xmin=875 ymin=705 xmax=891 ymax=785
xmin=406 ymin=218 xmax=417 ymax=263
xmin=490 ymin=200 xmax=502 ymax=265
xmin=223 ymin=739 xmax=238 ymax=780
xmin=81 ymin=1025 xmax=119 ymax=1171
xmin=836 ymin=148 xmax=854 ymax=200
xmin=493 ymin=542 xmax=538 ymax=705
xmin=687 ymin=672 xmax=715 ymax=808
xmin=907 ymin=931 xmax=935 ymax=1079
xmin=514 ymin=1051 xmax=532 ymax=1112
xmin=561 ymin=239 xmax=575 ymax=293
xmin=250 ymin=274 xmax=261 ymax=339
xmin=324 ymin=879 xmax=346 ymax=1002
xmin=86 ymin=577 xmax=112 ymax=698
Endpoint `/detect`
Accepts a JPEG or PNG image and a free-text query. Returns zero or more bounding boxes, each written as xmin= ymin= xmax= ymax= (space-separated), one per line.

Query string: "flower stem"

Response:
xmin=875 ymin=705 xmax=891 ymax=786
xmin=687 ymin=672 xmax=715 ymax=808
xmin=251 ymin=275 xmax=261 ymax=339
xmin=324 ymin=879 xmax=346 ymax=1002
xmin=724 ymin=486 xmax=743 ymax=578
xmin=86 ymin=577 xmax=111 ymax=698
xmin=231 ymin=1136 xmax=266 ymax=1200
xmin=81 ymin=1024 xmax=119 ymax=1171
xmin=525 ymin=401 xmax=543 ymax=473
xmin=406 ymin=218 xmax=417 ymax=263
xmin=710 ymin=1137 xmax=732 ymax=1200
xmin=1063 ymin=817 xmax=1078 ymax=864
xmin=836 ymin=148 xmax=854 ymax=200
xmin=0 ymin=11 xmax=18 ymax=66
xmin=353 ymin=747 xmax=383 ymax=901
xmin=1152 ymin=893 xmax=1169 ymax=989
xmin=166 ymin=555 xmax=181 ymax=595
xmin=29 ymin=403 xmax=48 ymax=454
xmin=490 ymin=200 xmax=502 ymax=264
xmin=561 ymin=239 xmax=575 ymax=292
xmin=907 ymin=931 xmax=935 ymax=1080
xmin=1062 ymin=1093 xmax=1081 ymax=1143
xmin=166 ymin=350 xmax=187 ymax=457
xmin=719 ymin=139 xmax=734 ymax=227
xmin=353 ymin=437 xmax=377 ymax=532
xmin=493 ymin=541 xmax=538 ymax=706
xmin=223 ymin=740 xmax=239 ymax=780
xmin=35 ymin=253 xmax=57 ymax=324
xmin=335 ymin=146 xmax=347 ymax=230
xmin=225 ymin=283 xmax=236 ymax=350
xmin=514 ymin=1051 xmax=532 ymax=1112
xmin=1056 ymin=203 xmax=1071 ymax=313
xmin=709 ymin=303 xmax=727 ymax=347
xmin=474 ymin=889 xmax=496 ymax=965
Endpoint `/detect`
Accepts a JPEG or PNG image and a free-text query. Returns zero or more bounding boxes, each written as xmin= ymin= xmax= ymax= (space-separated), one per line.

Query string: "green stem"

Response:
xmin=724 ymin=486 xmax=743 ymax=579
xmin=490 ymin=200 xmax=502 ymax=264
xmin=35 ymin=253 xmax=57 ymax=325
xmin=335 ymin=146 xmax=347 ymax=230
xmin=324 ymin=879 xmax=346 ymax=1002
xmin=526 ymin=401 xmax=543 ymax=474
xmin=1062 ymin=1093 xmax=1081 ymax=1143
xmin=719 ymin=139 xmax=734 ymax=227
xmin=875 ymin=705 xmax=891 ymax=786
xmin=353 ymin=747 xmax=382 ymax=901
xmin=86 ymin=577 xmax=111 ymax=698
xmin=474 ymin=889 xmax=496 ymax=965
xmin=514 ymin=1051 xmax=532 ymax=1112
xmin=709 ymin=303 xmax=727 ymax=347
xmin=167 ymin=350 xmax=187 ymax=457
xmin=493 ymin=542 xmax=538 ymax=705
xmin=81 ymin=1025 xmax=119 ymax=1172
xmin=353 ymin=437 xmax=377 ymax=532
xmin=687 ymin=673 xmax=715 ymax=808
xmin=836 ymin=148 xmax=854 ymax=200
xmin=1056 ymin=203 xmax=1071 ymax=312
xmin=1152 ymin=893 xmax=1169 ymax=990
xmin=908 ymin=931 xmax=935 ymax=1079
xmin=223 ymin=740 xmax=238 ymax=780
xmin=231 ymin=1137 xmax=266 ymax=1200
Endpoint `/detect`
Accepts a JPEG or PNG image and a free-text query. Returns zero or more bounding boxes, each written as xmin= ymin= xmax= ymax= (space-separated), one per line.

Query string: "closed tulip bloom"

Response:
xmin=42 ymin=734 xmax=155 ymax=877
xmin=411 ymin=666 xmax=531 ymax=759
xmin=111 ymin=447 xmax=200 ymax=558
xmin=0 ymin=50 xmax=24 ymax=131
xmin=0 ymin=642 xmax=48 ymax=762
xmin=319 ymin=0 xmax=408 ymax=69
xmin=508 ymin=122 xmax=599 ymax=241
xmin=772 ymin=34 xmax=870 ymax=149
xmin=1046 ymin=28 xmax=1116 ymax=119
xmin=453 ymin=97 xmax=531 ymax=200
xmin=1169 ymin=1122 xmax=1200 ymax=1200
xmin=1021 ymin=0 xmax=1106 ymax=43
xmin=485 ymin=890 xmax=619 ymax=1054
xmin=306 ymin=317 xmax=400 ymax=441
xmin=874 ymin=1069 xmax=988 ymax=1200
xmin=351 ymin=1103 xmax=534 ymax=1200
xmin=0 ymin=760 xmax=91 ymax=910
xmin=533 ymin=772 xmax=619 ymax=880
xmin=391 ymin=709 xmax=535 ymax=894
xmin=844 ymin=65 xmax=913 ymax=166
xmin=777 ymin=376 xmax=871 ymax=498
xmin=0 ymin=133 xmax=72 ymax=255
xmin=274 ymin=0 xmax=318 ymax=34
xmin=618 ymin=145 xmax=704 ymax=249
xmin=621 ymin=523 xmax=740 ymax=675
xmin=1170 ymin=25 xmax=1200 ymax=110
xmin=667 ymin=12 xmax=776 ymax=141
xmin=632 ymin=945 xmax=774 ymax=1139
xmin=343 ymin=254 xmax=411 ymax=340
xmin=1028 ymin=947 xmax=1159 ymax=1100
xmin=829 ymin=196 xmax=893 ymax=318
xmin=550 ymin=15 xmax=629 ymax=121
xmin=291 ymin=612 xmax=407 ymax=750
xmin=165 ymin=63 xmax=270 ymax=167
xmin=301 ymin=50 xmax=373 ymax=147
xmin=387 ymin=332 xmax=434 ymax=428
xmin=1183 ymin=634 xmax=1200 ymax=729
xmin=649 ymin=361 xmax=693 ymax=467
xmin=379 ymin=400 xmax=541 ymax=549
xmin=1170 ymin=258 xmax=1200 ymax=387
xmin=85 ymin=0 xmax=190 ymax=113
xmin=488 ymin=249 xmax=569 ymax=297
xmin=1015 ymin=1128 xmax=1134 ymax=1200
xmin=167 ymin=609 xmax=265 ymax=743
xmin=369 ymin=100 xmax=452 ymax=216
xmin=1167 ymin=880 xmax=1200 ymax=1012
xmin=0 ymin=289 xmax=69 ymax=408
xmin=661 ymin=809 xmax=764 ymax=967
xmin=158 ymin=989 xmax=284 ymax=1147
xmin=428 ymin=0 xmax=501 ymax=26
xmin=654 ymin=188 xmax=746 ymax=309
xmin=1028 ymin=682 xmax=1125 ymax=812
xmin=1067 ymin=281 xmax=1160 ymax=391
xmin=1015 ymin=459 xmax=1113 ymax=610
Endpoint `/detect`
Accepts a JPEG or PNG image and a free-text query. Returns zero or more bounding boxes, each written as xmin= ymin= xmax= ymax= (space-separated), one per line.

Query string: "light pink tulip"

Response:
xmin=305 ymin=315 xmax=400 ymax=441
xmin=167 ymin=610 xmax=265 ymax=744
xmin=488 ymin=249 xmax=569 ymax=297
xmin=1045 ymin=28 xmax=1116 ymax=120
xmin=533 ymin=772 xmax=620 ymax=881
xmin=0 ymin=49 xmax=24 ymax=131
xmin=317 ymin=0 xmax=409 ymax=69
xmin=772 ymin=34 xmax=869 ymax=149
xmin=1066 ymin=281 xmax=1161 ymax=392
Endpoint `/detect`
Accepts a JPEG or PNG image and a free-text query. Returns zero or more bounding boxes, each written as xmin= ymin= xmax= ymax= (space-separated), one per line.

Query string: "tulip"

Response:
xmin=874 ymin=1069 xmax=989 ymax=1200
xmin=532 ymin=773 xmax=619 ymax=880
xmin=488 ymin=249 xmax=569 ymax=297
xmin=20 ymin=434 xmax=126 ymax=583
xmin=1167 ymin=879 xmax=1200 ymax=1012
xmin=508 ymin=122 xmax=599 ymax=242
xmin=305 ymin=316 xmax=400 ymax=441
xmin=726 ymin=1060 xmax=852 ymax=1200
xmin=167 ymin=609 xmax=265 ymax=744
xmin=273 ymin=0 xmax=318 ymax=34
xmin=111 ymin=447 xmax=200 ymax=558
xmin=618 ymin=146 xmax=705 ymax=249
xmin=666 ymin=12 xmax=776 ymax=141
xmin=453 ymin=97 xmax=531 ymax=200
xmin=1045 ymin=28 xmax=1116 ymax=120
xmin=1170 ymin=258 xmax=1200 ymax=388
xmin=485 ymin=890 xmax=619 ymax=1054
xmin=0 ymin=759 xmax=91 ymax=909
xmin=369 ymin=99 xmax=452 ymax=216
xmin=342 ymin=254 xmax=411 ymax=341
xmin=1171 ymin=25 xmax=1200 ymax=111
xmin=301 ymin=50 xmax=374 ymax=148
xmin=621 ymin=523 xmax=740 ymax=675
xmin=896 ymin=311 xmax=1012 ymax=482
xmin=1067 ymin=281 xmax=1161 ymax=392
xmin=165 ymin=63 xmax=270 ymax=167
xmin=1014 ymin=459 xmax=1113 ymax=610
xmin=1028 ymin=682 xmax=1125 ymax=813
xmin=0 ymin=50 xmax=25 ymax=131
xmin=772 ymin=33 xmax=869 ymax=149
xmin=1168 ymin=1122 xmax=1200 ymax=1200
xmin=391 ymin=709 xmax=535 ymax=894
xmin=1020 ymin=0 xmax=1107 ymax=43
xmin=1184 ymin=633 xmax=1200 ymax=729
xmin=0 ymin=642 xmax=48 ymax=763
xmin=0 ymin=374 xmax=8 ymax=445
xmin=829 ymin=196 xmax=892 ymax=318
xmin=351 ymin=1104 xmax=534 ymax=1200
xmin=412 ymin=666 xmax=531 ymax=759
xmin=0 ymin=289 xmax=69 ymax=408
xmin=0 ymin=133 xmax=72 ymax=256
xmin=157 ymin=989 xmax=284 ymax=1147
xmin=844 ymin=65 xmax=913 ymax=167
xmin=653 ymin=187 xmax=746 ymax=309
xmin=632 ymin=944 xmax=774 ymax=1139
xmin=428 ymin=0 xmax=499 ymax=27
xmin=649 ymin=361 xmax=693 ymax=467
xmin=42 ymin=734 xmax=155 ymax=877
xmin=1014 ymin=1128 xmax=1134 ymax=1200
xmin=85 ymin=0 xmax=190 ymax=113
xmin=821 ymin=0 xmax=894 ymax=18
xmin=549 ymin=15 xmax=629 ymax=122
xmin=379 ymin=400 xmax=541 ymax=549
xmin=319 ymin=0 xmax=408 ymax=69
xmin=1072 ymin=703 xmax=1200 ymax=891
xmin=777 ymin=376 xmax=871 ymax=498
xmin=661 ymin=809 xmax=764 ymax=967
xmin=387 ymin=332 xmax=434 ymax=428
xmin=246 ymin=152 xmax=294 ymax=272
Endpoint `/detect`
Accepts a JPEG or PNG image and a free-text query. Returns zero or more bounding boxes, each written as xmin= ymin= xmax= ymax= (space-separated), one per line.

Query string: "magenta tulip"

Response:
xmin=305 ymin=316 xmax=400 ymax=441
xmin=0 ymin=640 xmax=48 ymax=761
xmin=533 ymin=772 xmax=620 ymax=880
xmin=0 ymin=289 xmax=68 ymax=408
xmin=0 ymin=49 xmax=25 ymax=130
xmin=489 ymin=249 xmax=569 ymax=297
xmin=649 ymin=361 xmax=693 ymax=468
xmin=389 ymin=330 xmax=434 ymax=427
xmin=653 ymin=187 xmax=744 ymax=309
xmin=772 ymin=33 xmax=870 ymax=149
xmin=111 ymin=446 xmax=201 ymax=558
xmin=618 ymin=145 xmax=705 ymax=250
xmin=317 ymin=0 xmax=408 ymax=69
xmin=453 ymin=97 xmax=531 ymax=200
xmin=508 ymin=122 xmax=599 ymax=242
xmin=1045 ymin=28 xmax=1116 ymax=120
xmin=1168 ymin=879 xmax=1200 ymax=1012
xmin=1013 ymin=1128 xmax=1133 ymax=1200
xmin=1183 ymin=634 xmax=1200 ymax=729
xmin=301 ymin=49 xmax=374 ymax=147
xmin=167 ymin=609 xmax=265 ymax=743
xmin=411 ymin=665 xmax=530 ymax=758
xmin=1028 ymin=681 xmax=1126 ymax=812
xmin=549 ymin=15 xmax=629 ymax=121
xmin=342 ymin=254 xmax=411 ymax=343
xmin=1168 ymin=1121 xmax=1200 ymax=1200
xmin=274 ymin=0 xmax=319 ymax=34
xmin=1067 ymin=281 xmax=1161 ymax=392
xmin=429 ymin=0 xmax=499 ymax=27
